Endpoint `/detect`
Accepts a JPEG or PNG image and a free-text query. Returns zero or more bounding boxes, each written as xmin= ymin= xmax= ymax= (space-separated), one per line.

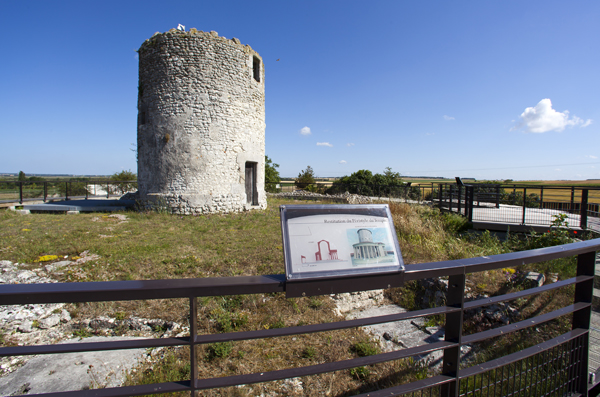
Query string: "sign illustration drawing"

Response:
xmin=349 ymin=228 xmax=395 ymax=266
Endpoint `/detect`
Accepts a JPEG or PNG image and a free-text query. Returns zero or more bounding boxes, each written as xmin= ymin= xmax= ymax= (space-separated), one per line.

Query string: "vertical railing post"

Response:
xmin=441 ymin=270 xmax=466 ymax=397
xmin=19 ymin=181 xmax=23 ymax=204
xmin=573 ymin=251 xmax=594 ymax=395
xmin=457 ymin=185 xmax=462 ymax=215
xmin=85 ymin=182 xmax=89 ymax=200
xmin=43 ymin=181 xmax=47 ymax=203
xmin=495 ymin=185 xmax=500 ymax=208
xmin=438 ymin=184 xmax=443 ymax=210
xmin=540 ymin=186 xmax=544 ymax=209
xmin=522 ymin=188 xmax=527 ymax=225
xmin=189 ymin=296 xmax=198 ymax=396
xmin=467 ymin=186 xmax=474 ymax=223
xmin=107 ymin=182 xmax=110 ymax=199
xmin=571 ymin=187 xmax=576 ymax=214
xmin=449 ymin=185 xmax=454 ymax=213
xmin=580 ymin=189 xmax=588 ymax=230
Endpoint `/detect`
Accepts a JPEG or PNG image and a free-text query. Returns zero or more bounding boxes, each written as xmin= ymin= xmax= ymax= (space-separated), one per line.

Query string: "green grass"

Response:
xmin=0 ymin=202 xmax=287 ymax=282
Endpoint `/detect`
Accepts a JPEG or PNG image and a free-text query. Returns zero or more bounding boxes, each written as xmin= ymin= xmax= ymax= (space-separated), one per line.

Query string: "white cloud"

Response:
xmin=586 ymin=155 xmax=598 ymax=159
xmin=339 ymin=160 xmax=347 ymax=164
xmin=443 ymin=115 xmax=455 ymax=121
xmin=512 ymin=98 xmax=592 ymax=133
xmin=426 ymin=132 xmax=435 ymax=136
xmin=299 ymin=126 xmax=311 ymax=136
xmin=347 ymin=143 xmax=355 ymax=147
xmin=317 ymin=142 xmax=333 ymax=147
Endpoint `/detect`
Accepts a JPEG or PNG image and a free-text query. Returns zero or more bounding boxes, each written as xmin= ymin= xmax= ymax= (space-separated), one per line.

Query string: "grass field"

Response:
xmin=0 ymin=198 xmax=587 ymax=396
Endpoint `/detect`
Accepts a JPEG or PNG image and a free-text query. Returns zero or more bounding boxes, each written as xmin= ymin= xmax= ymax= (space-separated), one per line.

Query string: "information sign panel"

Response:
xmin=280 ymin=204 xmax=404 ymax=280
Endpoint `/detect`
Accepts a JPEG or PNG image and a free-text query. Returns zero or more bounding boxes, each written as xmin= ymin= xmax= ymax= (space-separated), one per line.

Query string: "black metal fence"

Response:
xmin=435 ymin=183 xmax=600 ymax=233
xmin=0 ymin=180 xmax=138 ymax=205
xmin=2 ymin=239 xmax=599 ymax=396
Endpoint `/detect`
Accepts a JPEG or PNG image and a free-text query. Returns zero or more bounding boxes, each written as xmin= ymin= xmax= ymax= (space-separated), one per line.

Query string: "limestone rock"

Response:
xmin=525 ymin=272 xmax=545 ymax=288
xmin=18 ymin=320 xmax=33 ymax=333
xmin=39 ymin=314 xmax=61 ymax=329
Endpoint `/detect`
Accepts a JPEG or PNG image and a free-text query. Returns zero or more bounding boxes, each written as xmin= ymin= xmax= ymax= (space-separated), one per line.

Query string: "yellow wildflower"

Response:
xmin=35 ymin=255 xmax=59 ymax=262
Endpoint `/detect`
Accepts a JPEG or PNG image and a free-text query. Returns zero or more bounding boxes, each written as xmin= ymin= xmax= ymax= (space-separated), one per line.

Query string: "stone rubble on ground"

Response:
xmin=268 ymin=190 xmax=373 ymax=204
xmin=331 ymin=273 xmax=552 ymax=372
xmin=0 ymin=257 xmax=186 ymax=393
xmin=331 ymin=290 xmax=385 ymax=316
xmin=524 ymin=271 xmax=546 ymax=288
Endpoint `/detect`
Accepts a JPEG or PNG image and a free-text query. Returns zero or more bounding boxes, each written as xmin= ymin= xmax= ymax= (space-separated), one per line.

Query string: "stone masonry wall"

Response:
xmin=137 ymin=29 xmax=266 ymax=214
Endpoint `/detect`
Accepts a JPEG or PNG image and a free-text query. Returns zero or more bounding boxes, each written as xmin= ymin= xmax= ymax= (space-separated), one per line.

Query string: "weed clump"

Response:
xmin=350 ymin=366 xmax=370 ymax=380
xmin=206 ymin=342 xmax=233 ymax=360
xmin=350 ymin=340 xmax=379 ymax=357
xmin=301 ymin=346 xmax=317 ymax=359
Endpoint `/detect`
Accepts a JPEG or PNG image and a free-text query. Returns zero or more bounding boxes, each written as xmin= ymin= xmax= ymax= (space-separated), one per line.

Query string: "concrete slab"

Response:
xmin=0 ymin=336 xmax=147 ymax=394
xmin=23 ymin=199 xmax=135 ymax=213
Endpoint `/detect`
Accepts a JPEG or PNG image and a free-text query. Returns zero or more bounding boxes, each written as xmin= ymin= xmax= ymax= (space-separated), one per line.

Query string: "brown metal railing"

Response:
xmin=1 ymin=239 xmax=599 ymax=396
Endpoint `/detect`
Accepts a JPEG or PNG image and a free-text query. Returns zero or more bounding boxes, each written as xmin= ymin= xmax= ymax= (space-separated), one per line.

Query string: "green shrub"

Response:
xmin=206 ymin=342 xmax=233 ymax=360
xmin=295 ymin=166 xmax=316 ymax=190
xmin=265 ymin=156 xmax=281 ymax=193
xmin=109 ymin=170 xmax=137 ymax=195
xmin=350 ymin=341 xmax=379 ymax=357
xmin=442 ymin=213 xmax=470 ymax=234
xmin=268 ymin=318 xmax=285 ymax=329
xmin=350 ymin=366 xmax=370 ymax=380
xmin=211 ymin=309 xmax=248 ymax=333
xmin=301 ymin=346 xmax=317 ymax=359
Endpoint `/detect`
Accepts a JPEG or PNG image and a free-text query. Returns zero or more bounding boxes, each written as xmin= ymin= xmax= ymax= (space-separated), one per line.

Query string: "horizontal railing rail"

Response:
xmin=1 ymin=239 xmax=599 ymax=396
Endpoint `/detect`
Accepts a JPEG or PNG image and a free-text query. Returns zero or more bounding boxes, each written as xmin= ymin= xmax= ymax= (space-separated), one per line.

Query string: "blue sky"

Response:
xmin=1 ymin=1 xmax=598 ymax=180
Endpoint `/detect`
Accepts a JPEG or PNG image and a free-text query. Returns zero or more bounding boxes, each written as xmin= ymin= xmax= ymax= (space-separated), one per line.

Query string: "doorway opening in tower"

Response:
xmin=315 ymin=240 xmax=338 ymax=261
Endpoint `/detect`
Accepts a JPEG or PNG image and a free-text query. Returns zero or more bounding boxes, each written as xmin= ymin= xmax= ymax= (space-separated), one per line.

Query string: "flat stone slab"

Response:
xmin=0 ymin=336 xmax=147 ymax=394
xmin=24 ymin=199 xmax=134 ymax=212
xmin=346 ymin=305 xmax=446 ymax=366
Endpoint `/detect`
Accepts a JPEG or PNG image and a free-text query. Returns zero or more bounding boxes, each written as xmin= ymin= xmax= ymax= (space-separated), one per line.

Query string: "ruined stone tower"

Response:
xmin=137 ymin=29 xmax=266 ymax=214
